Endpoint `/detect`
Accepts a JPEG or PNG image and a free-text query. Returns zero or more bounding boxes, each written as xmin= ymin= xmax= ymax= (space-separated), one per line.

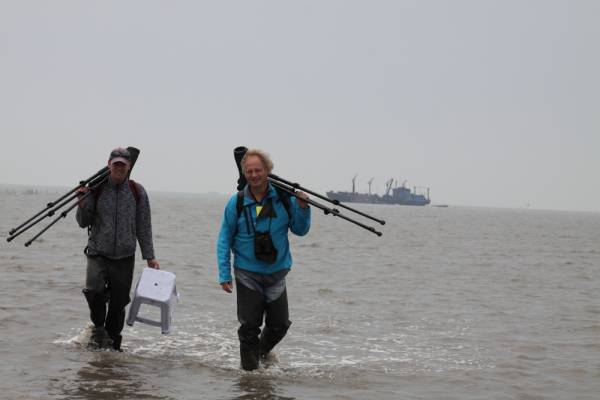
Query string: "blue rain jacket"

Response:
xmin=217 ymin=184 xmax=311 ymax=284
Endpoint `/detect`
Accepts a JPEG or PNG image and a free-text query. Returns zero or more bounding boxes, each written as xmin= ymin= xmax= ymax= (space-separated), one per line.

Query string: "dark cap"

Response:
xmin=108 ymin=147 xmax=131 ymax=165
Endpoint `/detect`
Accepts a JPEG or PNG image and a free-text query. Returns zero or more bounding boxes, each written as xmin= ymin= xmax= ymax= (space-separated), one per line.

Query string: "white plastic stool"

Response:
xmin=126 ymin=267 xmax=179 ymax=334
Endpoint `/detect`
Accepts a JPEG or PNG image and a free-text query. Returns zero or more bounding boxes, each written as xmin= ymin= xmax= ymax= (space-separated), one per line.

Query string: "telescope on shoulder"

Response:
xmin=7 ymin=147 xmax=140 ymax=247
xmin=233 ymin=146 xmax=385 ymax=236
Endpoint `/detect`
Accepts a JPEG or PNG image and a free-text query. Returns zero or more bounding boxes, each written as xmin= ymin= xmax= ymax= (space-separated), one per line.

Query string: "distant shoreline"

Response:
xmin=0 ymin=183 xmax=226 ymax=198
xmin=1 ymin=183 xmax=598 ymax=214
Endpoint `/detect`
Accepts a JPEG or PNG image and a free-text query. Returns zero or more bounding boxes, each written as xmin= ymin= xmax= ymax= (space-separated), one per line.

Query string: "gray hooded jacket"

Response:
xmin=76 ymin=177 xmax=155 ymax=260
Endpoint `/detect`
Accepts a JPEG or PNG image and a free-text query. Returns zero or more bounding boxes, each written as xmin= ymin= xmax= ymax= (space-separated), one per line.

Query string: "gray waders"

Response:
xmin=83 ymin=255 xmax=134 ymax=351
xmin=236 ymin=280 xmax=291 ymax=371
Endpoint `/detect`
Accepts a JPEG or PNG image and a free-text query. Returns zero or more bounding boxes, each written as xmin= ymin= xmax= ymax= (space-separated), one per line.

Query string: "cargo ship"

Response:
xmin=326 ymin=176 xmax=430 ymax=206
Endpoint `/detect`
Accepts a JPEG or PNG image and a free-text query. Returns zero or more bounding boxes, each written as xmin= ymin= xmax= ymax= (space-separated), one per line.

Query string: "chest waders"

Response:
xmin=83 ymin=255 xmax=134 ymax=351
xmin=235 ymin=271 xmax=292 ymax=371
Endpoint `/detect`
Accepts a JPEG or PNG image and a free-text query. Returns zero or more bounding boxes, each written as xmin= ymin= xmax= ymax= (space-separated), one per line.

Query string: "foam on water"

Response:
xmin=52 ymin=310 xmax=493 ymax=383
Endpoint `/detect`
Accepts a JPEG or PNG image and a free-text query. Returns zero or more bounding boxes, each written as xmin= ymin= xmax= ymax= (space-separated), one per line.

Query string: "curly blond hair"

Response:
xmin=241 ymin=148 xmax=274 ymax=174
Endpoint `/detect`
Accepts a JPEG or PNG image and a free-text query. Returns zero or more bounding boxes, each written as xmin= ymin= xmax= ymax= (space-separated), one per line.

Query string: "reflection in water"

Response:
xmin=232 ymin=375 xmax=295 ymax=400
xmin=50 ymin=353 xmax=174 ymax=400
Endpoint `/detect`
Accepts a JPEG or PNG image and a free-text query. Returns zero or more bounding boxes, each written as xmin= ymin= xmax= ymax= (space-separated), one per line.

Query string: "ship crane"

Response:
xmin=384 ymin=179 xmax=394 ymax=196
xmin=367 ymin=177 xmax=374 ymax=195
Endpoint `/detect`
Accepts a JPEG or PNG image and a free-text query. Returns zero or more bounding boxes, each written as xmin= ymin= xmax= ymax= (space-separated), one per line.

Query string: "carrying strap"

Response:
xmin=235 ymin=187 xmax=291 ymax=235
xmin=93 ymin=179 xmax=140 ymax=205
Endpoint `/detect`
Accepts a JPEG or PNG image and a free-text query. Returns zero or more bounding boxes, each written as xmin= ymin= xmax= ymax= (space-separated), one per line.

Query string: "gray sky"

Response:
xmin=1 ymin=1 xmax=598 ymax=212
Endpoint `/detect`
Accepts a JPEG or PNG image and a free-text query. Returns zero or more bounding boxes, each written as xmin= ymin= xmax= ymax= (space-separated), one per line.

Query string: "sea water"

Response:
xmin=1 ymin=188 xmax=599 ymax=399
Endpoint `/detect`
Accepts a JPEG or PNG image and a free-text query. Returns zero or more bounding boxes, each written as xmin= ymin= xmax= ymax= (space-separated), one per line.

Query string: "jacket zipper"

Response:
xmin=113 ymin=184 xmax=119 ymax=257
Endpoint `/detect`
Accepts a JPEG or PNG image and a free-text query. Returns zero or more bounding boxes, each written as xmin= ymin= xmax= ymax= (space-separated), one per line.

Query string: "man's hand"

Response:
xmin=296 ymin=191 xmax=309 ymax=209
xmin=221 ymin=281 xmax=233 ymax=293
xmin=76 ymin=186 xmax=90 ymax=207
xmin=147 ymin=258 xmax=160 ymax=269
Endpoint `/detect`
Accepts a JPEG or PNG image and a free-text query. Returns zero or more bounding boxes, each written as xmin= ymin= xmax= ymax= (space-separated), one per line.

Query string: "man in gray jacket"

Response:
xmin=76 ymin=147 xmax=159 ymax=351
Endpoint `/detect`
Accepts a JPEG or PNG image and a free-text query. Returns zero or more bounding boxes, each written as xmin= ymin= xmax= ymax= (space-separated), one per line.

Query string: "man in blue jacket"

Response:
xmin=217 ymin=148 xmax=310 ymax=370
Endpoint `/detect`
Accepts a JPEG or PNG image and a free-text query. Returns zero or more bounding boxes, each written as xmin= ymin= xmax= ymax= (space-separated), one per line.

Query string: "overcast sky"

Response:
xmin=1 ymin=1 xmax=598 ymax=212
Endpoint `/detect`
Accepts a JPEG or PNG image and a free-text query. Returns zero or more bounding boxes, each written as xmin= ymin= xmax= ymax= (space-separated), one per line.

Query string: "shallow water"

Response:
xmin=1 ymin=188 xmax=599 ymax=399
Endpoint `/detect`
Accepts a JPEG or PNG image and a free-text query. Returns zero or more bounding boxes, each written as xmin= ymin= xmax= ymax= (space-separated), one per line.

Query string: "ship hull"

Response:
xmin=326 ymin=191 xmax=430 ymax=206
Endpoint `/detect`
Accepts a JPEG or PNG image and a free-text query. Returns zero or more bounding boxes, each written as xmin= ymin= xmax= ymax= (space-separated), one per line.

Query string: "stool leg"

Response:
xmin=126 ymin=297 xmax=141 ymax=326
xmin=160 ymin=303 xmax=171 ymax=334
